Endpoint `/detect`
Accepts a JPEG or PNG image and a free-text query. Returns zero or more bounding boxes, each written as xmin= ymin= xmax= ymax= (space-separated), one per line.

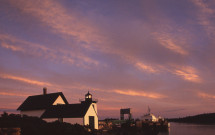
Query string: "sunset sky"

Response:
xmin=1 ymin=0 xmax=215 ymax=119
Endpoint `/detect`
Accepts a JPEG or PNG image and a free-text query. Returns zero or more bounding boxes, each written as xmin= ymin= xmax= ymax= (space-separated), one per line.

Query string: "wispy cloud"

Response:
xmin=153 ymin=32 xmax=188 ymax=55
xmin=135 ymin=62 xmax=157 ymax=73
xmin=158 ymin=37 xmax=188 ymax=55
xmin=9 ymin=1 xmax=165 ymax=74
xmin=0 ymin=73 xmax=52 ymax=86
xmin=1 ymin=42 xmax=24 ymax=52
xmin=9 ymin=0 xmax=102 ymax=44
xmin=191 ymin=0 xmax=215 ymax=38
xmin=0 ymin=92 xmax=29 ymax=97
xmin=0 ymin=34 xmax=99 ymax=67
xmin=114 ymin=89 xmax=165 ymax=99
xmin=172 ymin=66 xmax=201 ymax=83
xmin=198 ymin=92 xmax=215 ymax=99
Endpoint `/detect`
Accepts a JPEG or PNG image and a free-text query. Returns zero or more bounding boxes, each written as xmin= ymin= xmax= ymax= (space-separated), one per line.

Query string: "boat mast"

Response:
xmin=148 ymin=106 xmax=151 ymax=114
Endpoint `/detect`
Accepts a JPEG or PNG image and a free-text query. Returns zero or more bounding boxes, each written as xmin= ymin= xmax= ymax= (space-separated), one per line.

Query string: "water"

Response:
xmin=158 ymin=122 xmax=215 ymax=135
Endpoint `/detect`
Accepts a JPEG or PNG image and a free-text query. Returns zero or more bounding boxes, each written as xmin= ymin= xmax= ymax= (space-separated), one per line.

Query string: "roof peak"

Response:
xmin=29 ymin=92 xmax=63 ymax=97
xmin=17 ymin=92 xmax=68 ymax=111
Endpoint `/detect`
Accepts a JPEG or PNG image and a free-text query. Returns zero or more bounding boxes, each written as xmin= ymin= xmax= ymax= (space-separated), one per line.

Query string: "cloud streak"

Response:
xmin=0 ymin=73 xmax=52 ymax=86
xmin=135 ymin=62 xmax=157 ymax=73
xmin=157 ymin=36 xmax=188 ymax=55
xmin=198 ymin=92 xmax=215 ymax=99
xmin=0 ymin=34 xmax=99 ymax=67
xmin=191 ymin=0 xmax=215 ymax=38
xmin=114 ymin=89 xmax=165 ymax=99
xmin=9 ymin=0 xmax=102 ymax=44
xmin=173 ymin=66 xmax=201 ymax=83
xmin=0 ymin=92 xmax=29 ymax=97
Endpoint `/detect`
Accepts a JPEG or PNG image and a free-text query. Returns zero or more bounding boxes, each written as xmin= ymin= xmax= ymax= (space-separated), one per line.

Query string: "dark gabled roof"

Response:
xmin=17 ymin=92 xmax=68 ymax=111
xmin=41 ymin=102 xmax=91 ymax=118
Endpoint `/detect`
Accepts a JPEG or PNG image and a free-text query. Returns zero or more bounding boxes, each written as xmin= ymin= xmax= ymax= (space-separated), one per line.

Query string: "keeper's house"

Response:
xmin=17 ymin=88 xmax=98 ymax=129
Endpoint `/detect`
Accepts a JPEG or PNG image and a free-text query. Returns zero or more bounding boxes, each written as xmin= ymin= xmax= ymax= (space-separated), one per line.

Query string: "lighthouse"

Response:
xmin=82 ymin=91 xmax=98 ymax=103
xmin=81 ymin=91 xmax=98 ymax=129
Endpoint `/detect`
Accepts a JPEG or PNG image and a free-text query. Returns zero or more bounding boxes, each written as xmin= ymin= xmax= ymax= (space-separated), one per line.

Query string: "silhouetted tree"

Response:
xmin=0 ymin=113 xmax=90 ymax=135
xmin=168 ymin=113 xmax=215 ymax=124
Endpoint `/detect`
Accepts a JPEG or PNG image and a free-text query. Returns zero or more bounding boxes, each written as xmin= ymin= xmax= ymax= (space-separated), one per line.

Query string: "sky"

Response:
xmin=0 ymin=0 xmax=215 ymax=119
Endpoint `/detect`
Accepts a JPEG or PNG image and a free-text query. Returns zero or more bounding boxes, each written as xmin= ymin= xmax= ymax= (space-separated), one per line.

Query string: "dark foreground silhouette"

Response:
xmin=168 ymin=113 xmax=215 ymax=124
xmin=0 ymin=113 xmax=162 ymax=135
xmin=0 ymin=112 xmax=90 ymax=135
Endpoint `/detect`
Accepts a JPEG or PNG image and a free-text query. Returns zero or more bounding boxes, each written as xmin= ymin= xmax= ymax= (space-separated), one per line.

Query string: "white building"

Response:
xmin=141 ymin=113 xmax=158 ymax=122
xmin=17 ymin=88 xmax=98 ymax=129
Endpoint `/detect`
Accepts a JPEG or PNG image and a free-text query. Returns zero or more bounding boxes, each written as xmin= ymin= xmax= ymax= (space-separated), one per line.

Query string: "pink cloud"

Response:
xmin=0 ymin=73 xmax=52 ymax=86
xmin=0 ymin=34 xmax=99 ymax=67
xmin=114 ymin=89 xmax=166 ymax=99
xmin=135 ymin=62 xmax=158 ymax=73
xmin=0 ymin=92 xmax=29 ymax=97
xmin=198 ymin=92 xmax=215 ymax=99
xmin=153 ymin=32 xmax=188 ymax=56
xmin=191 ymin=0 xmax=215 ymax=39
xmin=9 ymin=0 xmax=103 ymax=44
xmin=172 ymin=66 xmax=201 ymax=83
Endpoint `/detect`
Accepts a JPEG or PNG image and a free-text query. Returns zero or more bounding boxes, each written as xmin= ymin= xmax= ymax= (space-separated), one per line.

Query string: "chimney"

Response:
xmin=43 ymin=87 xmax=47 ymax=95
